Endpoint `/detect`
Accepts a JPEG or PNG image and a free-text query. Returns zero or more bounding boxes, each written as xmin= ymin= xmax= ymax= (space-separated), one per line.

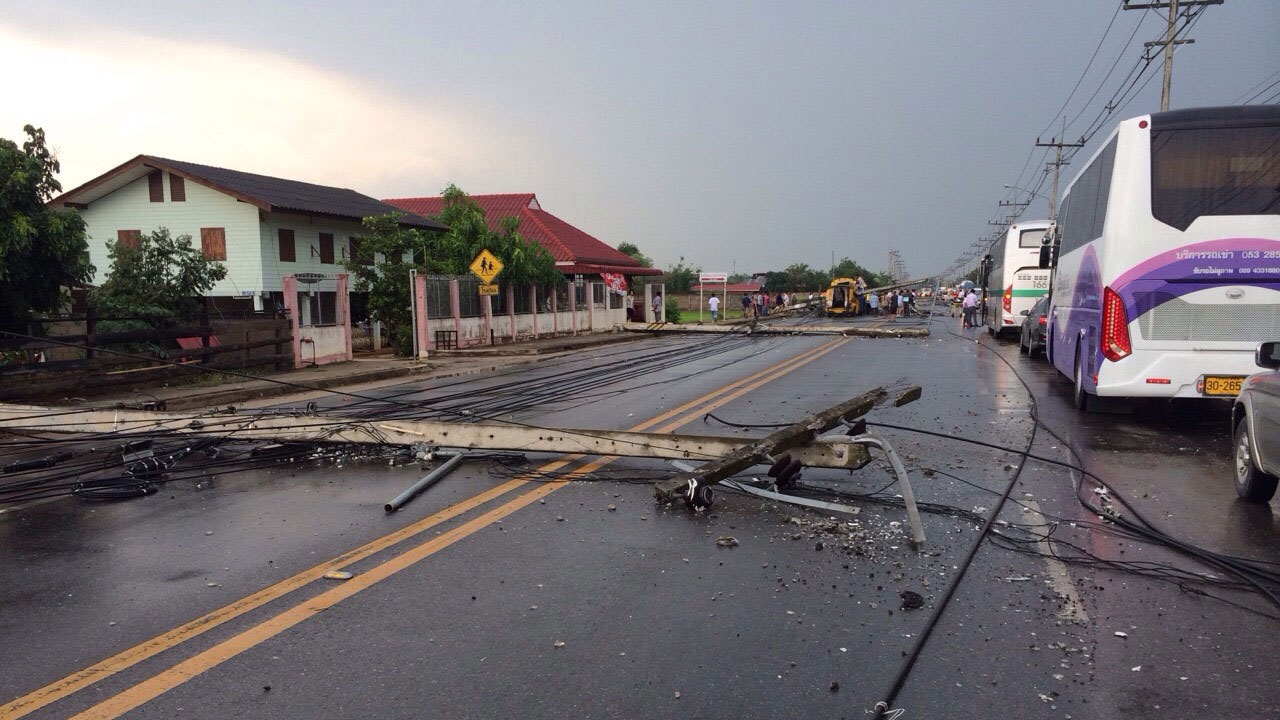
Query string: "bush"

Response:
xmin=664 ymin=297 xmax=682 ymax=324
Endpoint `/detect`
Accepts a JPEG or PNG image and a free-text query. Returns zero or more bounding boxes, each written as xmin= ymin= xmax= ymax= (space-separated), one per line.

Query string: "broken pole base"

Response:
xmin=653 ymin=387 xmax=899 ymax=506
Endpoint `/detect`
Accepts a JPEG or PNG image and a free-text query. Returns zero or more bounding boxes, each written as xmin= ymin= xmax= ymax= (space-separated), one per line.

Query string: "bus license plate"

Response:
xmin=1202 ymin=376 xmax=1244 ymax=397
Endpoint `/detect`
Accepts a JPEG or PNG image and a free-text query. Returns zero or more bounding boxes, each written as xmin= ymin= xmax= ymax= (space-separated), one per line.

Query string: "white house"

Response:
xmin=50 ymin=155 xmax=443 ymax=322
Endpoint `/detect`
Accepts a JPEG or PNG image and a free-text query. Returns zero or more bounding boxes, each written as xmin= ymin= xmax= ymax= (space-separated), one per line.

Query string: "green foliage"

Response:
xmin=664 ymin=256 xmax=699 ymax=294
xmin=0 ymin=125 xmax=94 ymax=333
xmin=347 ymin=185 xmax=562 ymax=355
xmin=616 ymin=242 xmax=653 ymax=268
xmin=429 ymin=185 xmax=560 ymax=285
xmin=88 ymin=228 xmax=226 ymax=357
xmin=755 ymin=259 xmax=893 ymax=293
xmin=664 ymin=296 xmax=682 ymax=324
xmin=90 ymin=228 xmax=226 ymax=322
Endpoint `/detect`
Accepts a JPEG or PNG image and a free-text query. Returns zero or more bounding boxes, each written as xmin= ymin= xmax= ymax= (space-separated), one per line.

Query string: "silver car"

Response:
xmin=1233 ymin=342 xmax=1280 ymax=502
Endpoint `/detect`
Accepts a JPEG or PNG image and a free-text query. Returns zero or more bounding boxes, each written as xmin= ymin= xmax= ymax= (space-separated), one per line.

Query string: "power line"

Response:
xmin=1124 ymin=0 xmax=1224 ymax=111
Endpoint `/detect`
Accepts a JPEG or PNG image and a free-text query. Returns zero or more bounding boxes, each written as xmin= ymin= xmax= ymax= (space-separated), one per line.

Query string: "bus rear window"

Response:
xmin=1018 ymin=228 xmax=1047 ymax=248
xmin=1151 ymin=123 xmax=1280 ymax=230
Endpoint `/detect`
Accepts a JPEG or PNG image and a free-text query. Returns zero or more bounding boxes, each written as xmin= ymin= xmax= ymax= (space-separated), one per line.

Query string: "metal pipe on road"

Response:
xmin=384 ymin=452 xmax=464 ymax=513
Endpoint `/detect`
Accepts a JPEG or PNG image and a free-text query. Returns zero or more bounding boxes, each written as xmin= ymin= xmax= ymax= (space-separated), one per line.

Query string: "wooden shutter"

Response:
xmin=278 ymin=229 xmax=296 ymax=262
xmin=148 ymin=171 xmax=163 ymax=202
xmin=117 ymin=229 xmax=142 ymax=249
xmin=200 ymin=228 xmax=226 ymax=261
xmin=170 ymin=175 xmax=186 ymax=202
xmin=319 ymin=233 xmax=334 ymax=264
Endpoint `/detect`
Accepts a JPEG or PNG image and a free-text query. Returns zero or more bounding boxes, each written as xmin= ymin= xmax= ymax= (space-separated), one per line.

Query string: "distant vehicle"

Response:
xmin=1018 ymin=295 xmax=1050 ymax=358
xmin=1232 ymin=342 xmax=1280 ymax=502
xmin=984 ymin=220 xmax=1050 ymax=338
xmin=1043 ymin=105 xmax=1280 ymax=410
xmin=824 ymin=277 xmax=866 ymax=317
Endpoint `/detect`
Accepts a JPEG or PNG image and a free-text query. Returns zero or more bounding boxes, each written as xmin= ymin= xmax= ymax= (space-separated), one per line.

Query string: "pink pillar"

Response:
xmin=413 ymin=274 xmax=430 ymax=355
xmin=530 ymin=286 xmax=539 ymax=338
xmin=569 ymin=283 xmax=578 ymax=335
xmin=282 ymin=275 xmax=302 ymax=368
xmin=336 ymin=273 xmax=352 ymax=361
xmin=507 ymin=286 xmax=516 ymax=340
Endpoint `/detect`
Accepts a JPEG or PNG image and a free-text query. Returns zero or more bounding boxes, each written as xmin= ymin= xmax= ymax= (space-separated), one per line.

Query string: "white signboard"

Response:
xmin=699 ymin=273 xmax=728 ymax=283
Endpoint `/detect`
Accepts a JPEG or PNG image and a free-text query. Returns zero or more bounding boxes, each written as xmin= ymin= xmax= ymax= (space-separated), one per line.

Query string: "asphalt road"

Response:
xmin=2 ymin=319 xmax=1277 ymax=719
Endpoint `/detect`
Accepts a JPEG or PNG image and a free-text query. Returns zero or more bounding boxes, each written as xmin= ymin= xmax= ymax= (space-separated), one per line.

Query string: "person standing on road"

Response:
xmin=708 ymin=294 xmax=720 ymax=323
xmin=867 ymin=291 xmax=879 ymax=315
xmin=652 ymin=291 xmax=663 ymax=322
xmin=962 ymin=289 xmax=978 ymax=328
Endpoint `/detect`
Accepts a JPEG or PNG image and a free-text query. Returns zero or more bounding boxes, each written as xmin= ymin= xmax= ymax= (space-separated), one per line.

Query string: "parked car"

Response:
xmin=1018 ymin=295 xmax=1050 ymax=358
xmin=1232 ymin=341 xmax=1280 ymax=502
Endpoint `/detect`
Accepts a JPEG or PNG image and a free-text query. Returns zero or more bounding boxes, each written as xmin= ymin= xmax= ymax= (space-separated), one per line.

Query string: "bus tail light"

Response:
xmin=1101 ymin=286 xmax=1131 ymax=362
xmin=1002 ymin=285 xmax=1012 ymax=313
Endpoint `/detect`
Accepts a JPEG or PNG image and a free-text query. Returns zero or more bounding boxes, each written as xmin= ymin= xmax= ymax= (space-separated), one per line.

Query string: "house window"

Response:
xmin=200 ymin=227 xmax=227 ymax=261
xmin=349 ymin=236 xmax=372 ymax=266
xmin=117 ymin=229 xmax=142 ymax=249
xmin=148 ymin=171 xmax=163 ymax=202
xmin=319 ymin=233 xmax=334 ymax=264
xmin=279 ymin=228 xmax=296 ymax=262
xmin=170 ymin=175 xmax=186 ymax=202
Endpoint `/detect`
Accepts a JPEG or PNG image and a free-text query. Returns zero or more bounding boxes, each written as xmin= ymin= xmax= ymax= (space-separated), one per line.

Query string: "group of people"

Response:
xmin=952 ymin=288 xmax=980 ymax=328
xmin=851 ymin=288 xmax=917 ymax=318
xmin=734 ymin=291 xmax=790 ymax=320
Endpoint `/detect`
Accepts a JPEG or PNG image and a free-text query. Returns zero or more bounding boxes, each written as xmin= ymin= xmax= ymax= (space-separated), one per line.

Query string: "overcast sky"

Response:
xmin=4 ymin=1 xmax=1277 ymax=278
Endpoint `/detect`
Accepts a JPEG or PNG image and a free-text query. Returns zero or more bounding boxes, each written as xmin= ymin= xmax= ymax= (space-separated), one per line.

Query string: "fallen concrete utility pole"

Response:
xmin=653 ymin=385 xmax=920 ymax=509
xmin=0 ymin=405 xmax=872 ymax=471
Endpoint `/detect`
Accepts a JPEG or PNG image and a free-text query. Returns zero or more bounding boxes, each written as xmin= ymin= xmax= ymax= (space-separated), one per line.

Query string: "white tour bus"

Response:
xmin=983 ymin=220 xmax=1051 ymax=337
xmin=1046 ymin=105 xmax=1280 ymax=410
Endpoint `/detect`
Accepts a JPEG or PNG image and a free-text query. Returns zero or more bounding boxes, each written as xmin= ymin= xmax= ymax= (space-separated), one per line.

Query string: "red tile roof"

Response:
xmin=382 ymin=193 xmax=661 ymax=275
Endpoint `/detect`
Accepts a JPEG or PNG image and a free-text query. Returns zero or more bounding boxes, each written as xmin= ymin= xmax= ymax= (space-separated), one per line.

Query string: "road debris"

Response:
xmin=715 ymin=536 xmax=739 ymax=548
xmin=323 ymin=571 xmax=354 ymax=580
xmin=899 ymin=590 xmax=925 ymax=610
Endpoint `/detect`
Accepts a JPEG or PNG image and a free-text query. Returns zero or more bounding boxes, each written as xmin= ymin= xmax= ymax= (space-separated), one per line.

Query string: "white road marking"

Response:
xmin=1023 ymin=499 xmax=1090 ymax=624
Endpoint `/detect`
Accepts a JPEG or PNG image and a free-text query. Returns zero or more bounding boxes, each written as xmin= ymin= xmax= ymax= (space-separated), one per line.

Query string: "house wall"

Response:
xmin=256 ymin=211 xmax=372 ymax=294
xmin=75 ymin=174 xmax=379 ymax=298
xmin=75 ymin=171 xmax=261 ymax=294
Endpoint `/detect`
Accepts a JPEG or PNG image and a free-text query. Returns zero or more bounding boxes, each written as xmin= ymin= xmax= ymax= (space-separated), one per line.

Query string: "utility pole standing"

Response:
xmin=1035 ymin=137 xmax=1086 ymax=221
xmin=1124 ymin=0 xmax=1222 ymax=112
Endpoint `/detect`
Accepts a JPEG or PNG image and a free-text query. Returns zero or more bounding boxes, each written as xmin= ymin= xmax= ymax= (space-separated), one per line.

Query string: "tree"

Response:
xmin=0 ymin=126 xmax=94 ymax=333
xmin=616 ymin=242 xmax=653 ymax=268
xmin=427 ymin=184 xmax=560 ymax=285
xmin=664 ymin=256 xmax=700 ymax=294
xmin=831 ymin=257 xmax=892 ymax=287
xmin=348 ymin=185 xmax=561 ymax=355
xmin=90 ymin=228 xmax=227 ymax=321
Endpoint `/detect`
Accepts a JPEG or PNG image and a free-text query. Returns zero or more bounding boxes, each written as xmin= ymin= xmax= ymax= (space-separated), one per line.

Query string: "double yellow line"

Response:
xmin=4 ymin=336 xmax=848 ymax=720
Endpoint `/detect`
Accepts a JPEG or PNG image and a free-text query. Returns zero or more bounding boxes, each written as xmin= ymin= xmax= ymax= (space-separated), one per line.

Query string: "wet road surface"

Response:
xmin=2 ymin=323 xmax=1277 ymax=719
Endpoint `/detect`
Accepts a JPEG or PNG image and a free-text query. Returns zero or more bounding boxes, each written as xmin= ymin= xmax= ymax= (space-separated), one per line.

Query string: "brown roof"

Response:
xmin=52 ymin=155 xmax=444 ymax=230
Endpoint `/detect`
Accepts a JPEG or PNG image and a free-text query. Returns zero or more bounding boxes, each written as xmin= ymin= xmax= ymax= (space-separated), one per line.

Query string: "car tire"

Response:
xmin=1073 ymin=349 xmax=1093 ymax=412
xmin=1019 ymin=332 xmax=1028 ymax=355
xmin=1234 ymin=417 xmax=1278 ymax=502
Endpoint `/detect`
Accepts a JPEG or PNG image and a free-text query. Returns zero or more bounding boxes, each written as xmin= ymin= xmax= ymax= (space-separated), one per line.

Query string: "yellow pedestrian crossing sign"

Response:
xmin=469 ymin=250 xmax=504 ymax=284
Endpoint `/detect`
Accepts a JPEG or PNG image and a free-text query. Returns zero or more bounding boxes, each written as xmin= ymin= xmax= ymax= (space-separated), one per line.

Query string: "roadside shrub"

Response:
xmin=664 ymin=297 xmax=682 ymax=324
